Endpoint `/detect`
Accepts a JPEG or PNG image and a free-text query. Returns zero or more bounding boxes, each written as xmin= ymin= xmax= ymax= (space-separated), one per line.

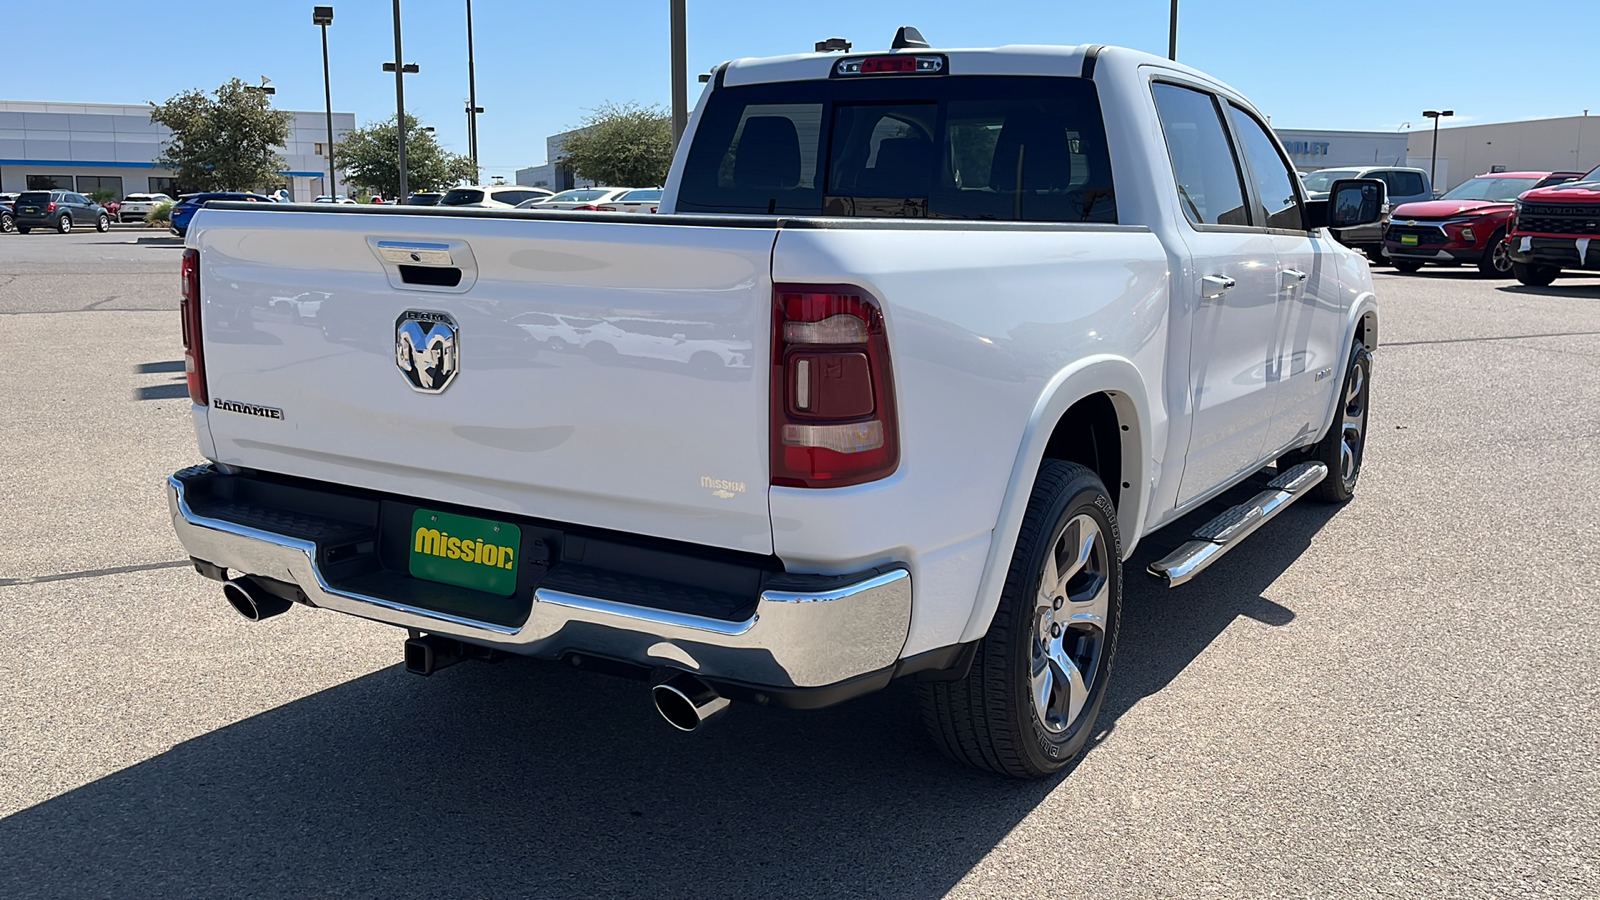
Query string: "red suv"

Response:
xmin=1384 ymin=171 xmax=1583 ymax=276
xmin=1506 ymin=165 xmax=1600 ymax=286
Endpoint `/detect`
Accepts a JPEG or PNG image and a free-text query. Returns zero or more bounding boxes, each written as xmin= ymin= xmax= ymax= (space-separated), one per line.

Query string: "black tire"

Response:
xmin=0 ymin=213 xmax=13 ymax=234
xmin=17 ymin=226 xmax=30 ymax=234
xmin=1283 ymin=340 xmax=1371 ymax=503
xmin=56 ymin=214 xmax=72 ymax=234
xmin=1477 ymin=229 xmax=1512 ymax=277
xmin=918 ymin=460 xmax=1122 ymax=779
xmin=1512 ymin=261 xmax=1558 ymax=287
xmin=1391 ymin=259 xmax=1424 ymax=274
xmin=1363 ymin=246 xmax=1387 ymax=266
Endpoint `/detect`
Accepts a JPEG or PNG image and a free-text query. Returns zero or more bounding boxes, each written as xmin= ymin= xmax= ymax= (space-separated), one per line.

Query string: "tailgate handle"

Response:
xmin=399 ymin=265 xmax=463 ymax=287
xmin=368 ymin=238 xmax=478 ymax=293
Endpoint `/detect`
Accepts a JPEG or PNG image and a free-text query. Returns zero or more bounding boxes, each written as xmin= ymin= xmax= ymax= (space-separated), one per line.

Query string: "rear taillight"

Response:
xmin=573 ymin=204 xmax=601 ymax=211
xmin=45 ymin=202 xmax=56 ymax=213
xmin=180 ymin=248 xmax=208 ymax=406
xmin=596 ymin=205 xmax=618 ymax=212
xmin=771 ymin=285 xmax=898 ymax=487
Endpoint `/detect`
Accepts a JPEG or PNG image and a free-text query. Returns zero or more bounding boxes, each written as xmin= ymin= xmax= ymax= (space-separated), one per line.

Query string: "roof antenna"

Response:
xmin=891 ymin=26 xmax=929 ymax=50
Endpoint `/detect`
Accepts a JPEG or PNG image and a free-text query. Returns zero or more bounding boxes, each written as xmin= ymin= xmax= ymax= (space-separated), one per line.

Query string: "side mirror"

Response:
xmin=1327 ymin=178 xmax=1387 ymax=229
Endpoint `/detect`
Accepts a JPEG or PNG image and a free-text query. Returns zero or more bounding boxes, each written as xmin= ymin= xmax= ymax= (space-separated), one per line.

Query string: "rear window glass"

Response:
xmin=550 ymin=189 xmax=611 ymax=202
xmin=621 ymin=189 xmax=662 ymax=201
xmin=440 ymin=189 xmax=485 ymax=205
xmin=19 ymin=192 xmax=51 ymax=203
xmin=678 ymin=75 xmax=1117 ymax=222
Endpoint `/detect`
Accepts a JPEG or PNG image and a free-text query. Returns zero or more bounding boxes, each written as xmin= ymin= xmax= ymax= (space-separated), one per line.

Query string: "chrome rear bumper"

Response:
xmin=168 ymin=472 xmax=911 ymax=691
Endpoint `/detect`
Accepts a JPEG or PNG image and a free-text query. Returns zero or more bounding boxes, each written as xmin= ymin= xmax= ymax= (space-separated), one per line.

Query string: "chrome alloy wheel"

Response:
xmin=1490 ymin=239 xmax=1513 ymax=273
xmin=1031 ymin=513 xmax=1111 ymax=734
xmin=1339 ymin=356 xmax=1370 ymax=488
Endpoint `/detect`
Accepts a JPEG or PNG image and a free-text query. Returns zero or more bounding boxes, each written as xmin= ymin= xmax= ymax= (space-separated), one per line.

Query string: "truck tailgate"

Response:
xmin=192 ymin=208 xmax=778 ymax=554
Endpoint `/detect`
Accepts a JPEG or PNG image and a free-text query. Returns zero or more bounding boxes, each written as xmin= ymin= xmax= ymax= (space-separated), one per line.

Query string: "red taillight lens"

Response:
xmin=46 ymin=202 xmax=56 ymax=213
xmin=180 ymin=248 xmax=208 ymax=406
xmin=771 ymin=285 xmax=898 ymax=487
xmin=573 ymin=205 xmax=601 ymax=211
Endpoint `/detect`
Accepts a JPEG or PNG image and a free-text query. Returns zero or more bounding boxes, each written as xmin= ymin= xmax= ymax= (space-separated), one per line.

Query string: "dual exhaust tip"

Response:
xmin=222 ymin=578 xmax=730 ymax=731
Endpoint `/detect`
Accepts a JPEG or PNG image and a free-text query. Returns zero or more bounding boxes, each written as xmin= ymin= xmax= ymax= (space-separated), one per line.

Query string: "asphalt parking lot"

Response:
xmin=1 ymin=230 xmax=1597 ymax=899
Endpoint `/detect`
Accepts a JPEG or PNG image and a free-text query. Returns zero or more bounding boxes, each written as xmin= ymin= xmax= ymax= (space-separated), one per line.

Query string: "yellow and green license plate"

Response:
xmin=409 ymin=509 xmax=520 ymax=596
xmin=1400 ymin=234 xmax=1419 ymax=246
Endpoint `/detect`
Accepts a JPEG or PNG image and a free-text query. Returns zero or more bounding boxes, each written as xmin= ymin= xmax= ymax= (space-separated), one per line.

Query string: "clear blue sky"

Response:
xmin=8 ymin=0 xmax=1598 ymax=182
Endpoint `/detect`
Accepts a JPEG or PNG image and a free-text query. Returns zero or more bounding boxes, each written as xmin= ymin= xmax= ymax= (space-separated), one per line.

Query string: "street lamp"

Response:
xmin=1423 ymin=109 xmax=1453 ymax=191
xmin=465 ymin=0 xmax=481 ymax=181
xmin=670 ymin=0 xmax=687 ymax=152
xmin=387 ymin=0 xmax=418 ymax=199
xmin=313 ymin=6 xmax=336 ymax=198
xmin=1168 ymin=0 xmax=1178 ymax=60
xmin=464 ymin=100 xmax=484 ymax=182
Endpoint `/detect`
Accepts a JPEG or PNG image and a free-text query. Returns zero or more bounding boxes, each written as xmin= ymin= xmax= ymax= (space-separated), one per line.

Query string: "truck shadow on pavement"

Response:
xmin=0 ymin=480 xmax=1335 ymax=899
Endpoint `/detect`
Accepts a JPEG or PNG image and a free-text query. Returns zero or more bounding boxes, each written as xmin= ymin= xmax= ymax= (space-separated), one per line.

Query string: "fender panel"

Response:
xmin=1308 ymin=293 xmax=1378 ymax=445
xmin=958 ymin=355 xmax=1153 ymax=644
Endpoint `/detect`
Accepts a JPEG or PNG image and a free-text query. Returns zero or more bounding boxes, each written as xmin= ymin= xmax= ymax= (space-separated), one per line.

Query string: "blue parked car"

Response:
xmin=171 ymin=192 xmax=274 ymax=237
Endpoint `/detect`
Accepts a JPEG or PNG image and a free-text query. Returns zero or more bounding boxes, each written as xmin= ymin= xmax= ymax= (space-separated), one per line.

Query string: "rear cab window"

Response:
xmin=677 ymin=75 xmax=1117 ymax=222
xmin=440 ymin=189 xmax=485 ymax=206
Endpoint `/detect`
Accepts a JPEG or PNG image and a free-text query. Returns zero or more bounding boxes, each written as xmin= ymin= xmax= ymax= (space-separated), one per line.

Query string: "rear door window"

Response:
xmin=678 ymin=76 xmax=1116 ymax=222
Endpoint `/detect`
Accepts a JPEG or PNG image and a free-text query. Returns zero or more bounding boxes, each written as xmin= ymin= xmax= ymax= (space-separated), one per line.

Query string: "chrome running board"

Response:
xmin=1148 ymin=461 xmax=1328 ymax=587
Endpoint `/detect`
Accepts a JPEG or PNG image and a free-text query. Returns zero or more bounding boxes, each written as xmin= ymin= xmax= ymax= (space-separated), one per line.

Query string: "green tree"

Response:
xmin=561 ymin=102 xmax=672 ymax=188
xmin=339 ymin=114 xmax=477 ymax=199
xmin=150 ymin=79 xmax=293 ymax=193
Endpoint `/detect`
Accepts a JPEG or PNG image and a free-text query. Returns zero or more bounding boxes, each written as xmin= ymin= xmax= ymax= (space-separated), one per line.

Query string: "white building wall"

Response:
xmin=0 ymin=100 xmax=355 ymax=200
xmin=1409 ymin=115 xmax=1599 ymax=191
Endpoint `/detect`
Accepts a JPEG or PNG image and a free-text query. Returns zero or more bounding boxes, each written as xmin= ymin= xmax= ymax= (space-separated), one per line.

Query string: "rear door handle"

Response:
xmin=1201 ymin=275 xmax=1236 ymax=299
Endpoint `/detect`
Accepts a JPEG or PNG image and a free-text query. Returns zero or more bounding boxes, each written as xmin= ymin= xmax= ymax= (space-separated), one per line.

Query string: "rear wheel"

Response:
xmin=57 ymin=214 xmax=72 ymax=234
xmin=918 ymin=461 xmax=1121 ymax=779
xmin=1391 ymin=259 xmax=1424 ymax=274
xmin=1477 ymin=230 xmax=1512 ymax=276
xmin=16 ymin=226 xmax=31 ymax=234
xmin=96 ymin=214 xmax=111 ymax=233
xmin=1512 ymin=261 xmax=1558 ymax=287
xmin=0 ymin=212 xmax=13 ymax=234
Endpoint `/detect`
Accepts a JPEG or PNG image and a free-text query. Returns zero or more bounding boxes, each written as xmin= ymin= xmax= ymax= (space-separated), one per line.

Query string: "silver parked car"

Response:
xmin=596 ymin=188 xmax=662 ymax=213
xmin=516 ymin=187 xmax=633 ymax=210
xmin=1302 ymin=166 xmax=1433 ymax=261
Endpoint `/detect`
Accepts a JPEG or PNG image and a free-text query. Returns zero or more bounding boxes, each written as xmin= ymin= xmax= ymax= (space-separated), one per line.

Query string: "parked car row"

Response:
xmin=1301 ymin=163 xmax=1593 ymax=279
xmin=1384 ymin=170 xmax=1585 ymax=276
xmin=2 ymin=190 xmax=113 ymax=233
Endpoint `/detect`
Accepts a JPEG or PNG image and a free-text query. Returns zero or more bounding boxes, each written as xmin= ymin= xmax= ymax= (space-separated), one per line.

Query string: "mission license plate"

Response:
xmin=409 ymin=509 xmax=520 ymax=596
xmin=1400 ymin=234 xmax=1419 ymax=246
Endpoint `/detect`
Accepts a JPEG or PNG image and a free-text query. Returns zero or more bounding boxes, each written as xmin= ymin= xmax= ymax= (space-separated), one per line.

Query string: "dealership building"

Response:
xmin=0 ymin=99 xmax=355 ymax=200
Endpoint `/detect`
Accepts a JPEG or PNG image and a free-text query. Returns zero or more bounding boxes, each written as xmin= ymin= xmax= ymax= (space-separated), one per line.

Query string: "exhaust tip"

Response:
xmin=222 ymin=578 xmax=292 ymax=622
xmin=651 ymin=672 xmax=730 ymax=732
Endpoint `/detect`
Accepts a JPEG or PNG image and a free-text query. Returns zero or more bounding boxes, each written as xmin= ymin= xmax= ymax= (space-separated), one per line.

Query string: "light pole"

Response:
xmin=466 ymin=0 xmax=481 ymax=181
xmin=1423 ymin=109 xmax=1453 ymax=191
xmin=313 ymin=7 xmax=336 ymax=198
xmin=670 ymin=0 xmax=687 ymax=152
xmin=388 ymin=0 xmax=414 ymax=200
xmin=1168 ymin=0 xmax=1178 ymax=60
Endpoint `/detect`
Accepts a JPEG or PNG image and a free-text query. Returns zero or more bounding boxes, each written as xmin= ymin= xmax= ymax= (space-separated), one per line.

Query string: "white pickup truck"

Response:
xmin=167 ymin=37 xmax=1384 ymax=778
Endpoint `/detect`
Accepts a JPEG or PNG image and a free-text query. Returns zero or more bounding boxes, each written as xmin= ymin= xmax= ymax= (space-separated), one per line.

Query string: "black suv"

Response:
xmin=13 ymin=190 xmax=111 ymax=234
